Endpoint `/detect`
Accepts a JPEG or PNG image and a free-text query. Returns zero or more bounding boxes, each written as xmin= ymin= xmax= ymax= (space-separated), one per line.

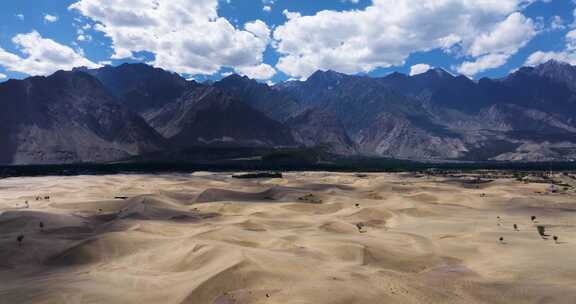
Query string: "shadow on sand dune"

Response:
xmin=0 ymin=197 xmax=220 ymax=271
xmin=195 ymin=184 xmax=353 ymax=204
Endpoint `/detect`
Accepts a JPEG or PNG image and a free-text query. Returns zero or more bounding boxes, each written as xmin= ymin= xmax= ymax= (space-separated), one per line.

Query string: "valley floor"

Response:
xmin=0 ymin=172 xmax=575 ymax=303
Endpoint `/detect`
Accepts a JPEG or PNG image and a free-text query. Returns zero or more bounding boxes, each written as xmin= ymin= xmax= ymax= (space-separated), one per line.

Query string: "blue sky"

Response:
xmin=0 ymin=0 xmax=575 ymax=83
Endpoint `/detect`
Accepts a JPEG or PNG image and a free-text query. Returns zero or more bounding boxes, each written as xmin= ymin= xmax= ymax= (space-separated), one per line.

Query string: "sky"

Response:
xmin=0 ymin=0 xmax=575 ymax=84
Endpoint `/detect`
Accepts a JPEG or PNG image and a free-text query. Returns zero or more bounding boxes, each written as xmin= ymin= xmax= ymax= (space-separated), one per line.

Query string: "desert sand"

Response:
xmin=1 ymin=172 xmax=576 ymax=303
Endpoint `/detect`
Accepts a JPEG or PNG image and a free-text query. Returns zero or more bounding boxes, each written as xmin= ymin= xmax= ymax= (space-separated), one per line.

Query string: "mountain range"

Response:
xmin=1 ymin=60 xmax=576 ymax=165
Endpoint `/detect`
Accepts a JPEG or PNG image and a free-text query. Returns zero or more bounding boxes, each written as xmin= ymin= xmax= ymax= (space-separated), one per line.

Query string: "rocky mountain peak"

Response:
xmin=83 ymin=63 xmax=191 ymax=113
xmin=4 ymin=60 xmax=576 ymax=165
xmin=217 ymin=73 xmax=258 ymax=87
xmin=534 ymin=60 xmax=576 ymax=86
xmin=306 ymin=69 xmax=347 ymax=85
xmin=419 ymin=68 xmax=454 ymax=79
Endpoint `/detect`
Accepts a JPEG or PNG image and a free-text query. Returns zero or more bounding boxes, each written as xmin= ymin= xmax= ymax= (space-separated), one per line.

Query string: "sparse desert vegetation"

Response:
xmin=0 ymin=171 xmax=575 ymax=303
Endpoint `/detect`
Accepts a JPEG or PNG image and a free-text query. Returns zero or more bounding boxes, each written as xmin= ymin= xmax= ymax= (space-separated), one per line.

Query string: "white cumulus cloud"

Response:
xmin=409 ymin=64 xmax=431 ymax=76
xmin=0 ymin=31 xmax=99 ymax=76
xmin=467 ymin=13 xmax=535 ymax=58
xmin=0 ymin=73 xmax=6 ymax=79
xmin=550 ymin=15 xmax=566 ymax=31
xmin=457 ymin=53 xmax=509 ymax=76
xmin=235 ymin=63 xmax=276 ymax=80
xmin=262 ymin=0 xmax=274 ymax=12
xmin=457 ymin=12 xmax=536 ymax=76
xmin=44 ymin=14 xmax=59 ymax=23
xmin=525 ymin=51 xmax=576 ymax=66
xmin=245 ymin=20 xmax=271 ymax=42
xmin=525 ymin=28 xmax=576 ymax=66
xmin=273 ymin=0 xmax=538 ymax=79
xmin=69 ymin=0 xmax=275 ymax=79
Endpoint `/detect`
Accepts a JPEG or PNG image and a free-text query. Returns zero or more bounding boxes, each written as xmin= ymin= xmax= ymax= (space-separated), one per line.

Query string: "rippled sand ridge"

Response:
xmin=1 ymin=172 xmax=575 ymax=303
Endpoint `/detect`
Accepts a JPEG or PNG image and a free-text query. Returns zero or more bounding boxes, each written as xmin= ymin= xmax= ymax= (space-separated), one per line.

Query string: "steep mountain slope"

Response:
xmin=278 ymin=70 xmax=425 ymax=132
xmin=146 ymin=86 xmax=296 ymax=148
xmin=0 ymin=70 xmax=165 ymax=165
xmin=286 ymin=108 xmax=357 ymax=155
xmin=479 ymin=66 xmax=576 ymax=117
xmin=84 ymin=65 xmax=297 ymax=150
xmin=273 ymin=62 xmax=576 ymax=161
xmin=527 ymin=60 xmax=576 ymax=93
xmin=214 ymin=74 xmax=302 ymax=122
xmin=3 ymin=60 xmax=576 ymax=165
xmin=275 ymin=70 xmax=473 ymax=159
xmin=355 ymin=113 xmax=467 ymax=159
xmin=83 ymin=63 xmax=193 ymax=114
xmin=380 ymin=69 xmax=489 ymax=112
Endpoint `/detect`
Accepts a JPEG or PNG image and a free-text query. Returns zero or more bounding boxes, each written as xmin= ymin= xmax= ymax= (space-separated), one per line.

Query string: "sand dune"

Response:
xmin=1 ymin=172 xmax=576 ymax=303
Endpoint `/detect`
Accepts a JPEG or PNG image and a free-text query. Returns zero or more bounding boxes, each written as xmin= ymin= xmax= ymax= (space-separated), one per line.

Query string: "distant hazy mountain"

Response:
xmin=1 ymin=60 xmax=576 ymax=165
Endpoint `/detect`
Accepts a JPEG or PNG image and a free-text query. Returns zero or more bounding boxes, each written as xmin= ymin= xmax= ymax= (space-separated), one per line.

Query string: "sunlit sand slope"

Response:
xmin=1 ymin=172 xmax=575 ymax=303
